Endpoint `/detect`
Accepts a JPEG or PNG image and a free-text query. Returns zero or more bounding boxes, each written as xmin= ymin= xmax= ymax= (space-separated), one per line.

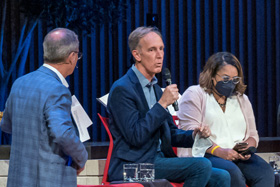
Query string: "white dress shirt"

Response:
xmin=43 ymin=63 xmax=69 ymax=88
xmin=204 ymin=94 xmax=246 ymax=148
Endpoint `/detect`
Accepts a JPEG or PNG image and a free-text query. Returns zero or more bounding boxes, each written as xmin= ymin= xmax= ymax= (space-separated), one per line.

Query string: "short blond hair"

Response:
xmin=128 ymin=26 xmax=162 ymax=52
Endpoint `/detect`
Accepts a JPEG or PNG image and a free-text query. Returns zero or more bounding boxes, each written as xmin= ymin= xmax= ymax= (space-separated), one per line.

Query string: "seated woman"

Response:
xmin=177 ymin=52 xmax=274 ymax=187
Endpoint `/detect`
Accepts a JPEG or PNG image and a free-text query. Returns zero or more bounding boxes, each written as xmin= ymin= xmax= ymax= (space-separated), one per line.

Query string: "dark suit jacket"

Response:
xmin=107 ymin=68 xmax=194 ymax=181
xmin=0 ymin=66 xmax=88 ymax=187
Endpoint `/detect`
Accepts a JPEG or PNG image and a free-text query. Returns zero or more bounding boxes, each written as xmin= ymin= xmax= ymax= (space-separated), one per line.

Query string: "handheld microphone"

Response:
xmin=163 ymin=68 xmax=179 ymax=111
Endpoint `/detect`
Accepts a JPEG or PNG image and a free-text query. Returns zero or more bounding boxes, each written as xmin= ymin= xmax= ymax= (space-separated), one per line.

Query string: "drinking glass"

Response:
xmin=269 ymin=155 xmax=279 ymax=173
xmin=123 ymin=164 xmax=139 ymax=182
xmin=139 ymin=163 xmax=155 ymax=182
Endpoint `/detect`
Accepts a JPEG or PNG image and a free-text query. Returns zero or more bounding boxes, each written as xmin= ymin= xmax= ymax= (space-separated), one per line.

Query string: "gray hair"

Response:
xmin=43 ymin=28 xmax=79 ymax=63
xmin=128 ymin=26 xmax=162 ymax=52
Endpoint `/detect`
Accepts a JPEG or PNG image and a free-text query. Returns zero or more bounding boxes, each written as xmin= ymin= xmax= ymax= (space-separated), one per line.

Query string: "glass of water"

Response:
xmin=123 ymin=164 xmax=139 ymax=182
xmin=269 ymin=155 xmax=279 ymax=173
xmin=139 ymin=163 xmax=155 ymax=182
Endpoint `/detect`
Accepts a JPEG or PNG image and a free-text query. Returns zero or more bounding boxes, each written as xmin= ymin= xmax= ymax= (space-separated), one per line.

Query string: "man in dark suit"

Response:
xmin=0 ymin=28 xmax=88 ymax=187
xmin=107 ymin=26 xmax=230 ymax=186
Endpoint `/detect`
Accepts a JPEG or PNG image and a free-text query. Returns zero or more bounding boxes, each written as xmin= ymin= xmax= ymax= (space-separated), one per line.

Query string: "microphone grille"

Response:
xmin=163 ymin=68 xmax=171 ymax=80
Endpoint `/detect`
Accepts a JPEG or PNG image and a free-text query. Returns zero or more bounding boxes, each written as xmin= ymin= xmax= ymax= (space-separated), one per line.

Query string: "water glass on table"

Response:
xmin=139 ymin=163 xmax=155 ymax=182
xmin=269 ymin=155 xmax=279 ymax=173
xmin=123 ymin=164 xmax=139 ymax=182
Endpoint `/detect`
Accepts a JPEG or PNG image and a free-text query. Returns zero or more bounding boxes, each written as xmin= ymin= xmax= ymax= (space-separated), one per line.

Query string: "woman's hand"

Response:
xmin=238 ymin=153 xmax=251 ymax=161
xmin=215 ymin=148 xmax=239 ymax=161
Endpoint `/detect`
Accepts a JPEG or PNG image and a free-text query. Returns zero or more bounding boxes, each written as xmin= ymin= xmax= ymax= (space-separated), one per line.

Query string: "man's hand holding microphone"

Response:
xmin=159 ymin=68 xmax=210 ymax=139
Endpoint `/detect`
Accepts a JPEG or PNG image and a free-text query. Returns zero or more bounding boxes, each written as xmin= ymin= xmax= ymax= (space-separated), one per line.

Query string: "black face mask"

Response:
xmin=215 ymin=80 xmax=236 ymax=98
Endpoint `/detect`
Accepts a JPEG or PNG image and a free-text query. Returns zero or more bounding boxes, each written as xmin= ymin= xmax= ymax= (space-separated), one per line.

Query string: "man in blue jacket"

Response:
xmin=0 ymin=28 xmax=88 ymax=187
xmin=107 ymin=26 xmax=230 ymax=187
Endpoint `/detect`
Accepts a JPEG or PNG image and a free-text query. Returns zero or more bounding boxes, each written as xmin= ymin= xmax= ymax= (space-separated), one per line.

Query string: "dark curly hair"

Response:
xmin=199 ymin=52 xmax=247 ymax=95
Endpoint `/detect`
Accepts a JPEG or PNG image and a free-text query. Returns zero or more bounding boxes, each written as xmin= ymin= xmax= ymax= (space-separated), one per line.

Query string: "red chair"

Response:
xmin=172 ymin=115 xmax=179 ymax=125
xmin=98 ymin=113 xmax=184 ymax=187
xmin=77 ymin=114 xmax=143 ymax=187
xmin=169 ymin=116 xmax=184 ymax=187
xmin=97 ymin=113 xmax=113 ymax=185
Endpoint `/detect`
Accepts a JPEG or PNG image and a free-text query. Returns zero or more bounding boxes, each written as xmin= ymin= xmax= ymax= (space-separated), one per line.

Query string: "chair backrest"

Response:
xmin=172 ymin=115 xmax=179 ymax=126
xmin=97 ymin=113 xmax=183 ymax=187
xmin=171 ymin=115 xmax=185 ymax=187
xmin=97 ymin=113 xmax=112 ymax=185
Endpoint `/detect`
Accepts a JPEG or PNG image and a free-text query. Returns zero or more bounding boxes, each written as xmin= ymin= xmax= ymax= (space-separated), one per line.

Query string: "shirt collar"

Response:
xmin=132 ymin=65 xmax=158 ymax=89
xmin=43 ymin=63 xmax=69 ymax=88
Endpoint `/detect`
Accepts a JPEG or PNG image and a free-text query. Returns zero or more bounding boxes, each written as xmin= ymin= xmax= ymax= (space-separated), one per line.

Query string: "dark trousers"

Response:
xmin=154 ymin=152 xmax=230 ymax=187
xmin=205 ymin=153 xmax=275 ymax=187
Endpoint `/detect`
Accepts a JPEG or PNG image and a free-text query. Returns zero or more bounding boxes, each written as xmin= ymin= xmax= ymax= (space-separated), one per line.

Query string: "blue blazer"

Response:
xmin=0 ymin=66 xmax=88 ymax=187
xmin=107 ymin=68 xmax=194 ymax=181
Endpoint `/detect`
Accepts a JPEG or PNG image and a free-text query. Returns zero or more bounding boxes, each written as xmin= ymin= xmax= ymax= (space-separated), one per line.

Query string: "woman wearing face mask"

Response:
xmin=177 ymin=52 xmax=274 ymax=187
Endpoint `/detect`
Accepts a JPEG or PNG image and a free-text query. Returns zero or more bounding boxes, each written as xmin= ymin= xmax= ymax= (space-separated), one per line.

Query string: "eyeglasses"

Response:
xmin=72 ymin=51 xmax=83 ymax=60
xmin=216 ymin=74 xmax=241 ymax=84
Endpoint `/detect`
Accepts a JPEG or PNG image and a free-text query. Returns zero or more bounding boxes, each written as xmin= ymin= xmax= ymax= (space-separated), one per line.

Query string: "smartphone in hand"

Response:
xmin=233 ymin=142 xmax=248 ymax=152
xmin=240 ymin=147 xmax=257 ymax=156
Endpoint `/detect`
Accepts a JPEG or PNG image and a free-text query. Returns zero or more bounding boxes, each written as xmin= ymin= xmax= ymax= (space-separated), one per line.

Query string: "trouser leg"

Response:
xmin=154 ymin=153 xmax=212 ymax=187
xmin=206 ymin=167 xmax=231 ymax=187
xmin=205 ymin=153 xmax=246 ymax=187
xmin=236 ymin=154 xmax=274 ymax=187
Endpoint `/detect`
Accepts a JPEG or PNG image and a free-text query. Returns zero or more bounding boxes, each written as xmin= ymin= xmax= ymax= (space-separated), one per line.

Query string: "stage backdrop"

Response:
xmin=0 ymin=0 xmax=279 ymax=144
